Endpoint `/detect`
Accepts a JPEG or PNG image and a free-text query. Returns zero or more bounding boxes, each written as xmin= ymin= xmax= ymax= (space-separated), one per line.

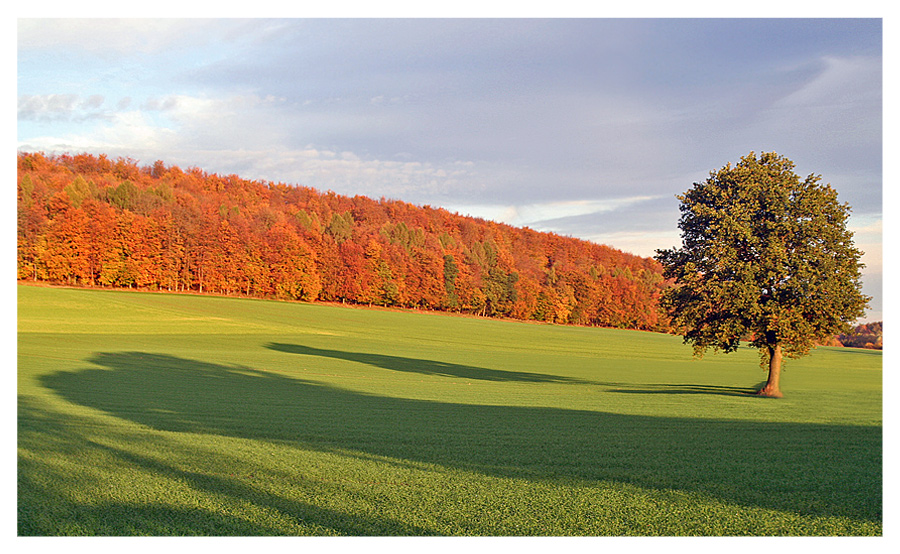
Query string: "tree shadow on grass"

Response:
xmin=35 ymin=351 xmax=882 ymax=534
xmin=17 ymin=397 xmax=435 ymax=536
xmin=265 ymin=342 xmax=596 ymax=384
xmin=607 ymin=383 xmax=762 ymax=397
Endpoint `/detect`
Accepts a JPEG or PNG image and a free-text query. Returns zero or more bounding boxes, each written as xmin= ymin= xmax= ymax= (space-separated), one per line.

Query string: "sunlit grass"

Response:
xmin=17 ymin=285 xmax=882 ymax=535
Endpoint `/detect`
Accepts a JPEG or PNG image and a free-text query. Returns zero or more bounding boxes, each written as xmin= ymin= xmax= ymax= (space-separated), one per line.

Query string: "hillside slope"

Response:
xmin=17 ymin=152 xmax=667 ymax=330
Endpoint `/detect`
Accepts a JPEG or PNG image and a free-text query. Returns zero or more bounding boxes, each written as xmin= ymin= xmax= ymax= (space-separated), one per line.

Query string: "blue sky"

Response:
xmin=16 ymin=16 xmax=884 ymax=321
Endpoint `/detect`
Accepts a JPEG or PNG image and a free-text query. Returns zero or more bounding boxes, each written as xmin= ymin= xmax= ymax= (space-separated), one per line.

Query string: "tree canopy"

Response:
xmin=655 ymin=152 xmax=869 ymax=397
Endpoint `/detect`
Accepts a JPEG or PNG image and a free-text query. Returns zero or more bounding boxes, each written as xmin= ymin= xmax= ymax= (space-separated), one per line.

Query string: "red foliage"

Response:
xmin=16 ymin=152 xmax=670 ymax=331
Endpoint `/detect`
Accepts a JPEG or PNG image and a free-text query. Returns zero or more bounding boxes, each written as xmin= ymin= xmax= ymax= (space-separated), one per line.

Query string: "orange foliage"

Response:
xmin=17 ymin=152 xmax=670 ymax=331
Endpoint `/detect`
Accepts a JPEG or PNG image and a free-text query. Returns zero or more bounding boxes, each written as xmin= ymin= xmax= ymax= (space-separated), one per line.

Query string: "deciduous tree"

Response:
xmin=655 ymin=152 xmax=869 ymax=397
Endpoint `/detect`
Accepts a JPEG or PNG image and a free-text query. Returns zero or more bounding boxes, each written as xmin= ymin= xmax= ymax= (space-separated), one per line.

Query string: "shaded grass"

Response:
xmin=17 ymin=285 xmax=882 ymax=535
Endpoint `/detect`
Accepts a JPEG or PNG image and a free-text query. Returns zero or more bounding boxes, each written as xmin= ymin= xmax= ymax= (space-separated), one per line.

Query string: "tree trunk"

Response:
xmin=758 ymin=343 xmax=784 ymax=398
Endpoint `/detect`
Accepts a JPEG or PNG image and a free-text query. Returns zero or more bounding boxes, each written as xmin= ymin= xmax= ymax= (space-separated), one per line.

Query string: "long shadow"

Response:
xmin=38 ymin=352 xmax=882 ymax=529
xmin=17 ymin=397 xmax=434 ymax=536
xmin=266 ymin=342 xmax=596 ymax=384
xmin=608 ymin=383 xmax=761 ymax=397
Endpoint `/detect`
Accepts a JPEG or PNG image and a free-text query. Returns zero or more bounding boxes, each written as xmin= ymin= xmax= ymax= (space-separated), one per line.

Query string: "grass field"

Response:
xmin=17 ymin=284 xmax=882 ymax=536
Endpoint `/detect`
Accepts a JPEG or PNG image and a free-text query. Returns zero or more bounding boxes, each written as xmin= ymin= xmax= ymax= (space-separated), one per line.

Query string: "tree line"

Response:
xmin=17 ymin=152 xmax=668 ymax=331
xmin=838 ymin=322 xmax=882 ymax=350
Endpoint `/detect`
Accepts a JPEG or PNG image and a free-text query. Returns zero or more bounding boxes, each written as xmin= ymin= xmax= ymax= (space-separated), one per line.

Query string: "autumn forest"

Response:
xmin=17 ymin=152 xmax=669 ymax=331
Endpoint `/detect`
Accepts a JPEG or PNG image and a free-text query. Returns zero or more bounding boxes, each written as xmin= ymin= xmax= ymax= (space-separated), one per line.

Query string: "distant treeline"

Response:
xmin=838 ymin=322 xmax=883 ymax=350
xmin=17 ymin=152 xmax=669 ymax=331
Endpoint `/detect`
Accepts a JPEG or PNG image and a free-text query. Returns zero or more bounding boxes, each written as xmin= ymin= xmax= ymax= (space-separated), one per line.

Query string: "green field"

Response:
xmin=17 ymin=284 xmax=882 ymax=536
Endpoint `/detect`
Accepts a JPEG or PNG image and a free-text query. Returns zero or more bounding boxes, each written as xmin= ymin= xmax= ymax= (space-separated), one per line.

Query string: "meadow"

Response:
xmin=17 ymin=284 xmax=882 ymax=536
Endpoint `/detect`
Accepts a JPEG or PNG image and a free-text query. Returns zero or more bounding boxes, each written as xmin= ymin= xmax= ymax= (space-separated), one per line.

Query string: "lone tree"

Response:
xmin=655 ymin=152 xmax=869 ymax=398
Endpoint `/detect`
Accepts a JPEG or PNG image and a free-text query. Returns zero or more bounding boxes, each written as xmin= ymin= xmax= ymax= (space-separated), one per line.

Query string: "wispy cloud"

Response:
xmin=18 ymin=94 xmax=96 ymax=121
xmin=773 ymin=56 xmax=881 ymax=110
xmin=445 ymin=196 xmax=665 ymax=229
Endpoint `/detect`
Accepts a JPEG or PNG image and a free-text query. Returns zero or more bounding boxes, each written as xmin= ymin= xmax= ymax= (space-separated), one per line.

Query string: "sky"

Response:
xmin=15 ymin=15 xmax=885 ymax=322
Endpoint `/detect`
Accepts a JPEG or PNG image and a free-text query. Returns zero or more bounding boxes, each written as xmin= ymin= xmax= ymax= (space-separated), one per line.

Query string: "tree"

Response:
xmin=655 ymin=152 xmax=869 ymax=398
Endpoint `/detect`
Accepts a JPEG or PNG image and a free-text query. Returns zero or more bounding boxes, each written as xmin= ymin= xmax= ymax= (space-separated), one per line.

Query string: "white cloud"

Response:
xmin=18 ymin=94 xmax=80 ymax=120
xmin=257 ymin=148 xmax=478 ymax=200
xmin=19 ymin=109 xmax=177 ymax=154
xmin=16 ymin=89 xmax=497 ymax=202
xmin=18 ymin=93 xmax=115 ymax=125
